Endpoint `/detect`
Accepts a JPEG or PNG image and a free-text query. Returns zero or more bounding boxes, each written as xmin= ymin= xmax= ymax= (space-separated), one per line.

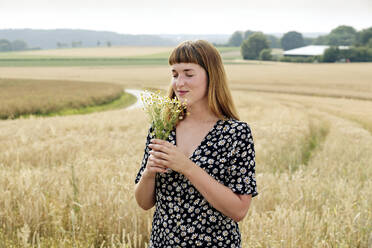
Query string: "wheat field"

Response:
xmin=0 ymin=78 xmax=127 ymax=119
xmin=0 ymin=47 xmax=174 ymax=58
xmin=0 ymin=61 xmax=371 ymax=247
xmin=1 ymin=62 xmax=371 ymax=99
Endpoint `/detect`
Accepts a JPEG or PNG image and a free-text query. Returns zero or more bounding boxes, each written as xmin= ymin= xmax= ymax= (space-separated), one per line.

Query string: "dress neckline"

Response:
xmin=173 ymin=119 xmax=223 ymax=159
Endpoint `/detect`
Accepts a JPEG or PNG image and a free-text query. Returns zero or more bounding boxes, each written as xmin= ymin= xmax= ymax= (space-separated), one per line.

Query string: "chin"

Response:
xmin=177 ymin=95 xmax=187 ymax=101
xmin=181 ymin=98 xmax=190 ymax=104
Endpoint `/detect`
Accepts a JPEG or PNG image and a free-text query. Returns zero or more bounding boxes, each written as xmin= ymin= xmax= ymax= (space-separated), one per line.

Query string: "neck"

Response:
xmin=184 ymin=98 xmax=218 ymax=123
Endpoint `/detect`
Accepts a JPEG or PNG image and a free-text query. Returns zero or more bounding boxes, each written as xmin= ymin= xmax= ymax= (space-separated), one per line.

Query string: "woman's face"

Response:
xmin=171 ymin=63 xmax=208 ymax=107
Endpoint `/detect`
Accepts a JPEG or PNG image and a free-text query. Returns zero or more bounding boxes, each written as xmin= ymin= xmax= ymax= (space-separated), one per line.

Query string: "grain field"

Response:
xmin=0 ymin=60 xmax=371 ymax=247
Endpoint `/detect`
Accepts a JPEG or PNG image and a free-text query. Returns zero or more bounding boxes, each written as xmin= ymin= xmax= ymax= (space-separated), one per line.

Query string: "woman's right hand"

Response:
xmin=135 ymin=154 xmax=163 ymax=210
xmin=143 ymin=154 xmax=168 ymax=178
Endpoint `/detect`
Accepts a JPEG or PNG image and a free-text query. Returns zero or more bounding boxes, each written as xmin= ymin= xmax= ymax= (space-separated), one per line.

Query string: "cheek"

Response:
xmin=171 ymin=81 xmax=178 ymax=98
xmin=198 ymin=76 xmax=208 ymax=93
xmin=202 ymin=84 xmax=208 ymax=96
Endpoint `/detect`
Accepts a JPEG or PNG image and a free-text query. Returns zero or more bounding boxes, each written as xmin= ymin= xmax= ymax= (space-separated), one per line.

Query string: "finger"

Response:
xmin=148 ymin=143 xmax=171 ymax=154
xmin=151 ymin=139 xmax=165 ymax=144
xmin=148 ymin=156 xmax=168 ymax=169
xmin=151 ymin=139 xmax=175 ymax=149
xmin=150 ymin=156 xmax=169 ymax=167
xmin=148 ymin=163 xmax=167 ymax=169
xmin=147 ymin=164 xmax=167 ymax=173
xmin=148 ymin=166 xmax=167 ymax=173
xmin=149 ymin=150 xmax=168 ymax=160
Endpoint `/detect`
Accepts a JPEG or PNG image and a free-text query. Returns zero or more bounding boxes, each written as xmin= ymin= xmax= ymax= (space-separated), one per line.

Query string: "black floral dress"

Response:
xmin=135 ymin=118 xmax=258 ymax=248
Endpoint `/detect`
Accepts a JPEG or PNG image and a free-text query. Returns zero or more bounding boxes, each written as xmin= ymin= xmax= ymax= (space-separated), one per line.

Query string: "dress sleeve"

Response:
xmin=134 ymin=125 xmax=154 ymax=184
xmin=227 ymin=123 xmax=258 ymax=197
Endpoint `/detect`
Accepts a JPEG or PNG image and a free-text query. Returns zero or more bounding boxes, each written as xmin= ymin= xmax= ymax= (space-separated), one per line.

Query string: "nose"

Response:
xmin=174 ymin=74 xmax=187 ymax=87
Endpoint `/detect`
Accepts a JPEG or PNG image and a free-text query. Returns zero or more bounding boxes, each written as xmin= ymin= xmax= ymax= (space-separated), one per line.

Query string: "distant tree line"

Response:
xmin=228 ymin=30 xmax=281 ymax=49
xmin=323 ymin=46 xmax=372 ymax=63
xmin=0 ymin=29 xmax=177 ymax=49
xmin=0 ymin=39 xmax=28 ymax=52
xmin=56 ymin=40 xmax=112 ymax=48
xmin=1 ymin=37 xmax=114 ymax=51
xmin=227 ymin=25 xmax=372 ymax=62
xmin=57 ymin=41 xmax=85 ymax=48
xmin=320 ymin=26 xmax=372 ymax=62
xmin=96 ymin=41 xmax=112 ymax=47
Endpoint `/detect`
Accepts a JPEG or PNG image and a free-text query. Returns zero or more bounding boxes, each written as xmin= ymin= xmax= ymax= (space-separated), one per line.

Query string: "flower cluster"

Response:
xmin=141 ymin=90 xmax=187 ymax=140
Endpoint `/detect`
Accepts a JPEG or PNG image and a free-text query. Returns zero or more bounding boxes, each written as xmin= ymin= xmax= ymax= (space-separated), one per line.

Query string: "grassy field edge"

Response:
xmin=16 ymin=92 xmax=137 ymax=119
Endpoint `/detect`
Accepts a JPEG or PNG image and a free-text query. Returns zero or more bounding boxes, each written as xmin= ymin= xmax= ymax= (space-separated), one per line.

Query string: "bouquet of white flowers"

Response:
xmin=141 ymin=90 xmax=187 ymax=140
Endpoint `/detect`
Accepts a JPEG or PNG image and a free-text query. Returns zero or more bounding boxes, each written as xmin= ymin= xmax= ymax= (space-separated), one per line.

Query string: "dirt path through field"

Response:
xmin=125 ymin=89 xmax=150 ymax=110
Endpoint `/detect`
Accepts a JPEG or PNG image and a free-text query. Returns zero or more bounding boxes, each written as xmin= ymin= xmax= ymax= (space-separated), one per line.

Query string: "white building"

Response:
xmin=283 ymin=45 xmax=349 ymax=57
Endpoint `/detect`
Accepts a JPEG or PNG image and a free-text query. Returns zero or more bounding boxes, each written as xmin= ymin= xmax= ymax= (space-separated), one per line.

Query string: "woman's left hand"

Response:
xmin=148 ymin=139 xmax=193 ymax=175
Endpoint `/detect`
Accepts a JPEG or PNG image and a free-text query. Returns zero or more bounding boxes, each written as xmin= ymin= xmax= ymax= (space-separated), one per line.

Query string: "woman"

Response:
xmin=134 ymin=40 xmax=258 ymax=247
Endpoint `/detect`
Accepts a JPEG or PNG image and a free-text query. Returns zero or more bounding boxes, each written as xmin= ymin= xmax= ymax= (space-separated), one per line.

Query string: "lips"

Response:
xmin=177 ymin=90 xmax=189 ymax=96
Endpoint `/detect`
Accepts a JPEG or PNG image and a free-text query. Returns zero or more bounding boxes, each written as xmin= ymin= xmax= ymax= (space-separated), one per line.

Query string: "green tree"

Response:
xmin=57 ymin=42 xmax=68 ymax=48
xmin=313 ymin=35 xmax=329 ymax=45
xmin=259 ymin=48 xmax=272 ymax=61
xmin=328 ymin=25 xmax=357 ymax=46
xmin=243 ymin=30 xmax=255 ymax=40
xmin=304 ymin=37 xmax=314 ymax=46
xmin=0 ymin=39 xmax=12 ymax=52
xmin=281 ymin=31 xmax=304 ymax=51
xmin=11 ymin=40 xmax=28 ymax=51
xmin=266 ymin=35 xmax=280 ymax=48
xmin=322 ymin=47 xmax=340 ymax=62
xmin=241 ymin=32 xmax=270 ymax=60
xmin=355 ymin=27 xmax=372 ymax=46
xmin=348 ymin=47 xmax=372 ymax=61
xmin=228 ymin=31 xmax=243 ymax=46
xmin=367 ymin=38 xmax=372 ymax=48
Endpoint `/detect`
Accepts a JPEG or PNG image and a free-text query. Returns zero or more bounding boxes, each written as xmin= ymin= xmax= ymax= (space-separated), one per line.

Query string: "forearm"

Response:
xmin=134 ymin=172 xmax=156 ymax=210
xmin=184 ymin=161 xmax=249 ymax=222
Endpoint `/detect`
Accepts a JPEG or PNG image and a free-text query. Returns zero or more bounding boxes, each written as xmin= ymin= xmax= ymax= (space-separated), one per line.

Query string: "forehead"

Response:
xmin=171 ymin=63 xmax=203 ymax=71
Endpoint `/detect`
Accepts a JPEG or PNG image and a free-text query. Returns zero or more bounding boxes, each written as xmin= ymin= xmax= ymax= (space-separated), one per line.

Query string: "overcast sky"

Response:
xmin=1 ymin=0 xmax=371 ymax=35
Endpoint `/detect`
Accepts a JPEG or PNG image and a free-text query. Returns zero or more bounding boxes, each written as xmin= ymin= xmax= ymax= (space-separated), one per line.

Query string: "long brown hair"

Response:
xmin=167 ymin=40 xmax=239 ymax=120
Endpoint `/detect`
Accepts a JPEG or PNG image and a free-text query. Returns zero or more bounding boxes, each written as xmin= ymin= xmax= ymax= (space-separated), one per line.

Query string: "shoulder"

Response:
xmin=223 ymin=118 xmax=252 ymax=134
xmin=221 ymin=118 xmax=254 ymax=146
